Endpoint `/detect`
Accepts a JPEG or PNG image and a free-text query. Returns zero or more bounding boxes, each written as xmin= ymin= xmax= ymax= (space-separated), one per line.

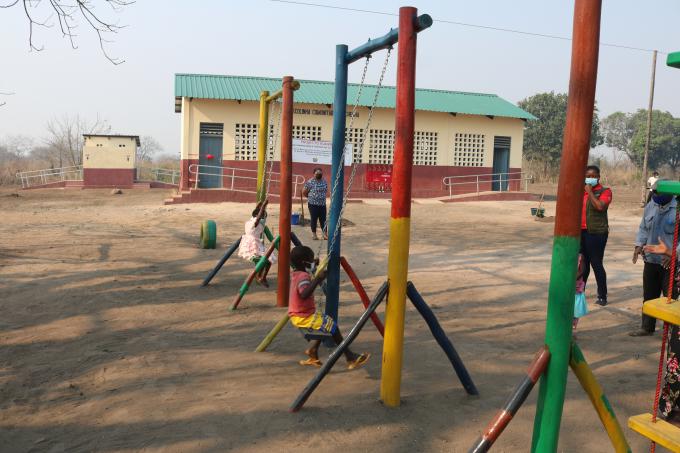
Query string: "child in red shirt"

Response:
xmin=288 ymin=245 xmax=369 ymax=369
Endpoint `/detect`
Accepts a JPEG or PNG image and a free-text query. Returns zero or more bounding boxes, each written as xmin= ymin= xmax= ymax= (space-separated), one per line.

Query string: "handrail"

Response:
xmin=188 ymin=164 xmax=305 ymax=198
xmin=16 ymin=165 xmax=83 ymax=188
xmin=442 ymin=171 xmax=533 ymax=198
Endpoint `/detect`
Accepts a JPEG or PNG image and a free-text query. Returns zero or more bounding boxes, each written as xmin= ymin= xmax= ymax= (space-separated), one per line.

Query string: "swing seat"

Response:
xmin=642 ymin=298 xmax=680 ymax=326
xmin=298 ymin=328 xmax=335 ymax=347
xmin=628 ymin=413 xmax=680 ymax=452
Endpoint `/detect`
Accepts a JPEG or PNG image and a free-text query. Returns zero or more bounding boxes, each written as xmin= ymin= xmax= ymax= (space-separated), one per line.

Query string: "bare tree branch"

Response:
xmin=4 ymin=0 xmax=132 ymax=64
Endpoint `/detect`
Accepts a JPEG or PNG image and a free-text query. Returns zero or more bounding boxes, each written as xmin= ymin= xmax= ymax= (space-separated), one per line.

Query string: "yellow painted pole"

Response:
xmin=569 ymin=343 xmax=631 ymax=453
xmin=256 ymin=91 xmax=270 ymax=203
xmin=255 ymin=312 xmax=289 ymax=352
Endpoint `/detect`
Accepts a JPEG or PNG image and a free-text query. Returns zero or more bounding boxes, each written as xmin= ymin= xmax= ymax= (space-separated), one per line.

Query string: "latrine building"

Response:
xmin=172 ymin=73 xmax=534 ymax=202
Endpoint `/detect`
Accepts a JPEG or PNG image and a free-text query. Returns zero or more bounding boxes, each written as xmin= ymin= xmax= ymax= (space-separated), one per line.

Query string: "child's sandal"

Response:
xmin=299 ymin=358 xmax=322 ymax=367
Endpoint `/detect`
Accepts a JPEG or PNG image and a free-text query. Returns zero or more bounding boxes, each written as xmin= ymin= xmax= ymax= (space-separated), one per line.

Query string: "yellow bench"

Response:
xmin=628 ymin=413 xmax=680 ymax=452
xmin=642 ymin=297 xmax=680 ymax=326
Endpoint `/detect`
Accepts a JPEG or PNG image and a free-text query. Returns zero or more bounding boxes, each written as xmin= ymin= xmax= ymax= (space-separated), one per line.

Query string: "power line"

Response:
xmin=270 ymin=0 xmax=665 ymax=55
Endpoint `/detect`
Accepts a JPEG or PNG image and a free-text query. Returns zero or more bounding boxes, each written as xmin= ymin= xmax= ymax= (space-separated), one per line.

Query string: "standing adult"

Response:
xmin=581 ymin=165 xmax=612 ymax=306
xmin=641 ymin=237 xmax=680 ymax=426
xmin=303 ymin=167 xmax=328 ymax=241
xmin=647 ymin=171 xmax=660 ymax=204
xmin=630 ymin=180 xmax=677 ymax=336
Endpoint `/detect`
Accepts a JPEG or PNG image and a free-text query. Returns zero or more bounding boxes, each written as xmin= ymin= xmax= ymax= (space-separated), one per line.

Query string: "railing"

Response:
xmin=146 ymin=167 xmax=180 ymax=185
xmin=188 ymin=164 xmax=305 ymax=198
xmin=442 ymin=171 xmax=533 ymax=198
xmin=16 ymin=165 xmax=83 ymax=188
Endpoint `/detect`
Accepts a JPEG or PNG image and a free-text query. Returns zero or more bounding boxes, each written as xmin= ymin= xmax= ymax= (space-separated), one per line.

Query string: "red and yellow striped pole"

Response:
xmin=380 ymin=6 xmax=418 ymax=407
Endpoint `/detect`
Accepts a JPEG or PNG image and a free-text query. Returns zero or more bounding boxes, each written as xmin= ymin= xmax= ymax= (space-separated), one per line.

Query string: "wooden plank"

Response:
xmin=628 ymin=413 xmax=680 ymax=452
xmin=642 ymin=298 xmax=680 ymax=326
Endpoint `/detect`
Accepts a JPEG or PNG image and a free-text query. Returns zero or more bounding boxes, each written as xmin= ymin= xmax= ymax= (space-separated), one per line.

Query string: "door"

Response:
xmin=198 ymin=123 xmax=224 ymax=188
xmin=492 ymin=136 xmax=511 ymax=191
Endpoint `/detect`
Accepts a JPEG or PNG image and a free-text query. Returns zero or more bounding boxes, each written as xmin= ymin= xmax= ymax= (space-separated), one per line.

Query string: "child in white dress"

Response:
xmin=238 ymin=204 xmax=276 ymax=286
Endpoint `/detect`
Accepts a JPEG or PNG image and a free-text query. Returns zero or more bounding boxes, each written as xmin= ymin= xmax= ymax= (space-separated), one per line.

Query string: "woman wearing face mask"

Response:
xmin=630 ymin=179 xmax=678 ymax=337
xmin=581 ymin=165 xmax=613 ymax=307
xmin=302 ymin=168 xmax=328 ymax=241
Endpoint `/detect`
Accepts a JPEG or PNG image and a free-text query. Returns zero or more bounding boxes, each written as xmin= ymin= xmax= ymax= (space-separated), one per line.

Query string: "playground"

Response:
xmin=0 ymin=186 xmax=667 ymax=452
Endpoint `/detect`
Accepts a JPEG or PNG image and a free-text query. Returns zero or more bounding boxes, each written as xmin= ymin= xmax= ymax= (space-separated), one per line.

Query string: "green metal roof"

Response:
xmin=175 ymin=74 xmax=536 ymax=120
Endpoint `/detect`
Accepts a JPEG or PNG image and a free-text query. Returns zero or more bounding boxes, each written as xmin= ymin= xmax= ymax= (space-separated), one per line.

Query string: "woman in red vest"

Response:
xmin=581 ymin=165 xmax=612 ymax=306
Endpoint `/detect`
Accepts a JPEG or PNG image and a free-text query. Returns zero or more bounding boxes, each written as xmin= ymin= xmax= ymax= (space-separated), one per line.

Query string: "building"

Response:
xmin=82 ymin=134 xmax=140 ymax=187
xmin=171 ymin=73 xmax=535 ymax=203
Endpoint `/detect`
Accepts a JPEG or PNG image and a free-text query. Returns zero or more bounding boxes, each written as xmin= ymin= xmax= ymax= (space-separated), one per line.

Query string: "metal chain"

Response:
xmin=265 ymin=98 xmax=282 ymax=198
xmin=326 ymin=47 xmax=392 ymax=257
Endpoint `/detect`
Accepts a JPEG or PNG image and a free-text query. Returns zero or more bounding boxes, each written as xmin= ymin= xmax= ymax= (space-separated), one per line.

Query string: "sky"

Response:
xmin=1 ymin=0 xmax=679 ymax=157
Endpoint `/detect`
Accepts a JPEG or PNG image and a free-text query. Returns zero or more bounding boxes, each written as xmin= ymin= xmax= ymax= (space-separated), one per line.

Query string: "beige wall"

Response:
xmin=83 ymin=136 xmax=137 ymax=169
xmin=179 ymin=97 xmax=525 ymax=168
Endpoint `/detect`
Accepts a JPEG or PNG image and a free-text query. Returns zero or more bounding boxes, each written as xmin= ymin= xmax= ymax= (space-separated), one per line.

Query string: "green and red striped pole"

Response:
xmin=380 ymin=6 xmax=418 ymax=407
xmin=531 ymin=0 xmax=602 ymax=450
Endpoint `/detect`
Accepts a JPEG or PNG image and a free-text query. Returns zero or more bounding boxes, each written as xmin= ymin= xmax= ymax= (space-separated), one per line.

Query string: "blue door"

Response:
xmin=198 ymin=123 xmax=224 ymax=188
xmin=492 ymin=136 xmax=511 ymax=191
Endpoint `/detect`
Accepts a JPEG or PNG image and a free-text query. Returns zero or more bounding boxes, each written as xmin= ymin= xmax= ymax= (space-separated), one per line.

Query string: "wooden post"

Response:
xmin=277 ymin=76 xmax=295 ymax=307
xmin=640 ymin=50 xmax=657 ymax=206
xmin=256 ymin=91 xmax=270 ymax=203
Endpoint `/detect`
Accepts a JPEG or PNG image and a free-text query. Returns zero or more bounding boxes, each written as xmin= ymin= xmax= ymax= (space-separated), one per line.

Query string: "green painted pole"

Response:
xmin=231 ymin=236 xmax=280 ymax=310
xmin=264 ymin=225 xmax=274 ymax=243
xmin=531 ymin=0 xmax=602 ymax=451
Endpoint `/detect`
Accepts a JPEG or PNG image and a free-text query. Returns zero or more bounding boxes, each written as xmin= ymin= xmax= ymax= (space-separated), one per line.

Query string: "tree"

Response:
xmin=45 ymin=114 xmax=110 ymax=167
xmin=518 ymin=92 xmax=603 ymax=177
xmin=602 ymin=109 xmax=680 ymax=172
xmin=137 ymin=136 xmax=162 ymax=163
xmin=1 ymin=0 xmax=131 ymax=64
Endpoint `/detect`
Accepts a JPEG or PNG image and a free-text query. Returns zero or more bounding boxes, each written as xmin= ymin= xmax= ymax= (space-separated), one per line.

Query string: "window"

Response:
xmin=234 ymin=123 xmax=274 ymax=161
xmin=292 ymin=125 xmax=322 ymax=141
xmin=414 ymin=131 xmax=438 ymax=166
xmin=453 ymin=133 xmax=485 ymax=167
xmin=368 ymin=129 xmax=395 ymax=164
xmin=345 ymin=128 xmax=365 ymax=164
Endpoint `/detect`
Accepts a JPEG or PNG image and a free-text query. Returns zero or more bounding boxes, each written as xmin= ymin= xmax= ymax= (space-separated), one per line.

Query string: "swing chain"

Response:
xmin=265 ymin=98 xmax=282 ymax=198
xmin=326 ymin=47 xmax=392 ymax=257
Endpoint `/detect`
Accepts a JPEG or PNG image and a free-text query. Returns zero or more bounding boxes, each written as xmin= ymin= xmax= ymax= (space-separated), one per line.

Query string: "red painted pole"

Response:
xmin=340 ymin=256 xmax=385 ymax=336
xmin=277 ymin=76 xmax=294 ymax=307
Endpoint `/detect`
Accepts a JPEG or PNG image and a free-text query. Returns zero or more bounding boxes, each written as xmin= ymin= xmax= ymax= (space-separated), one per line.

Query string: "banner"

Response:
xmin=292 ymin=139 xmax=352 ymax=166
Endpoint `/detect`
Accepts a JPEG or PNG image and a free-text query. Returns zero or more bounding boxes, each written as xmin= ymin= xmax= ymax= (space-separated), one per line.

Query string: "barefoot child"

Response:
xmin=573 ymin=252 xmax=588 ymax=330
xmin=288 ymin=245 xmax=369 ymax=369
xmin=237 ymin=203 xmax=275 ymax=287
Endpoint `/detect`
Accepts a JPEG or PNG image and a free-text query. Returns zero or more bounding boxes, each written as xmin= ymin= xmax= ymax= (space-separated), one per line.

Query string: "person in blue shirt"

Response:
xmin=302 ymin=168 xmax=328 ymax=241
xmin=630 ymin=180 xmax=678 ymax=336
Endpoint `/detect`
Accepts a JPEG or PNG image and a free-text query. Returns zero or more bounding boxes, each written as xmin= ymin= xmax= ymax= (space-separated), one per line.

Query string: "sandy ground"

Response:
xmin=0 ymin=186 xmax=672 ymax=452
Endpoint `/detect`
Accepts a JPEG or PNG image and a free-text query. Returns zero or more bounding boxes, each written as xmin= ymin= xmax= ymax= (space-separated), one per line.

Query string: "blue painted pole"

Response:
xmin=406 ymin=282 xmax=479 ymax=395
xmin=326 ymin=44 xmax=349 ymax=323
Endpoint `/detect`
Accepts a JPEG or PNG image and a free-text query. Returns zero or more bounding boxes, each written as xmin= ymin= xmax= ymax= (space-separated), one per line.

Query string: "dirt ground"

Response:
xmin=0 ymin=185 xmax=672 ymax=452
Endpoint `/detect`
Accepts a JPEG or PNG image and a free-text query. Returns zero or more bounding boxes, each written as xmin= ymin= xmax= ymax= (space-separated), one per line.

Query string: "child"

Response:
xmin=288 ymin=245 xmax=369 ymax=369
xmin=237 ymin=203 xmax=275 ymax=287
xmin=573 ymin=252 xmax=588 ymax=330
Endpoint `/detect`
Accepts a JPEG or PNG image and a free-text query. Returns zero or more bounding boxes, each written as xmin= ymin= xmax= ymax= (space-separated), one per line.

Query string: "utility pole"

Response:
xmin=640 ymin=49 xmax=657 ymax=206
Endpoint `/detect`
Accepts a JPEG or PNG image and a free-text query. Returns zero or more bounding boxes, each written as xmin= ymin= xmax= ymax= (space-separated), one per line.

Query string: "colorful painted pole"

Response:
xmin=569 ymin=343 xmax=631 ymax=453
xmin=290 ymin=281 xmax=389 ymax=412
xmin=276 ymin=76 xmax=296 ymax=308
xmin=325 ymin=43 xmax=349 ymax=323
xmin=256 ymin=90 xmax=270 ymax=204
xmin=407 ymin=282 xmax=478 ymax=395
xmin=469 ymin=346 xmax=551 ymax=453
xmin=231 ymin=236 xmax=280 ymax=310
xmin=255 ymin=312 xmax=290 ymax=352
xmin=201 ymin=237 xmax=242 ymax=287
xmin=340 ymin=256 xmax=385 ymax=336
xmin=380 ymin=6 xmax=418 ymax=408
xmin=531 ymin=0 xmax=602 ymax=450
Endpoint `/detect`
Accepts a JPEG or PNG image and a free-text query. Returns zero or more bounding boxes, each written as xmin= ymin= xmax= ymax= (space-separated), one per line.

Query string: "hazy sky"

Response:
xmin=2 ymin=0 xmax=679 ymax=156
